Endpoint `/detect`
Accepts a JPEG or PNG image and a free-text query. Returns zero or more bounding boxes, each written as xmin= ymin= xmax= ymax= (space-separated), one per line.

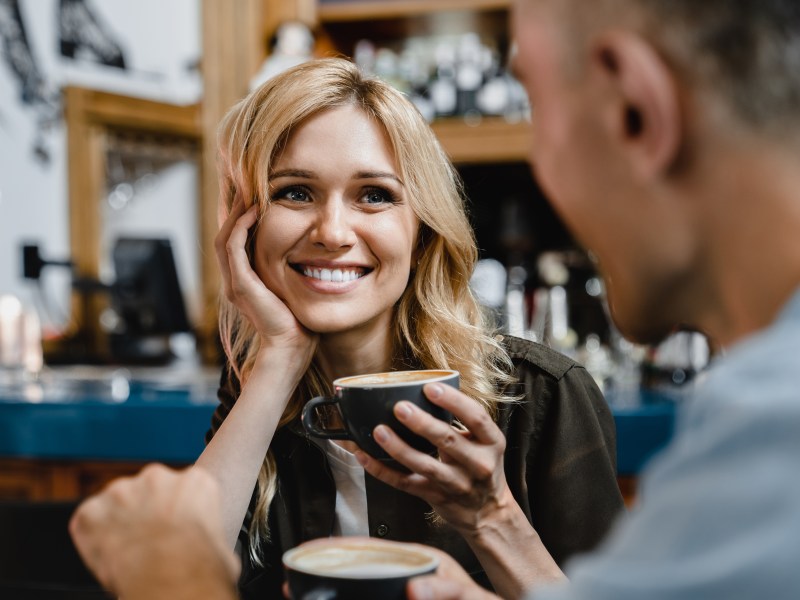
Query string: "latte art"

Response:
xmin=337 ymin=370 xmax=456 ymax=387
xmin=285 ymin=543 xmax=438 ymax=579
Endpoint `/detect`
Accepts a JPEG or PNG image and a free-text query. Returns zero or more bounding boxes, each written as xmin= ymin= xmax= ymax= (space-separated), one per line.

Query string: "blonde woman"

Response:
xmin=197 ymin=58 xmax=623 ymax=598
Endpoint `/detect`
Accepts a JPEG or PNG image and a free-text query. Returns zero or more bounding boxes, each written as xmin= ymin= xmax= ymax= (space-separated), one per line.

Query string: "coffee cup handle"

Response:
xmin=302 ymin=396 xmax=353 ymax=440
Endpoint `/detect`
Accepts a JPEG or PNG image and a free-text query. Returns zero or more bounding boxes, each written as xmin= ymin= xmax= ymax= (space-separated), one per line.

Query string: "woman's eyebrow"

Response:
xmin=270 ymin=169 xmax=315 ymax=179
xmin=269 ymin=169 xmax=404 ymax=186
xmin=355 ymin=171 xmax=404 ymax=186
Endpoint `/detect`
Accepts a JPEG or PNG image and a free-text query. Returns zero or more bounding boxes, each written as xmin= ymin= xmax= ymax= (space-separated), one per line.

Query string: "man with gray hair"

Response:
xmin=401 ymin=0 xmax=800 ymax=597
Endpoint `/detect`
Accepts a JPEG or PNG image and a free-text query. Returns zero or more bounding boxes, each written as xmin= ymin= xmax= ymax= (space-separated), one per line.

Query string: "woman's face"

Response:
xmin=253 ymin=104 xmax=420 ymax=336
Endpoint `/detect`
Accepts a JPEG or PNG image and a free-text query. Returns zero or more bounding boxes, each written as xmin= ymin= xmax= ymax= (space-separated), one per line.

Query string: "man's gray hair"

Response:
xmin=638 ymin=0 xmax=800 ymax=130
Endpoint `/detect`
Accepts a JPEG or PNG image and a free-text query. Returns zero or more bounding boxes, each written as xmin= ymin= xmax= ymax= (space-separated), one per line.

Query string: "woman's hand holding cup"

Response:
xmin=355 ymin=382 xmax=514 ymax=538
xmin=356 ymin=385 xmax=565 ymax=599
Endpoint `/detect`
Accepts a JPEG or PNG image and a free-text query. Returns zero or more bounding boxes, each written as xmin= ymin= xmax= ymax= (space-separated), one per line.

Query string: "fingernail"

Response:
xmin=374 ymin=425 xmax=389 ymax=443
xmin=425 ymin=383 xmax=444 ymax=398
xmin=395 ymin=401 xmax=413 ymax=419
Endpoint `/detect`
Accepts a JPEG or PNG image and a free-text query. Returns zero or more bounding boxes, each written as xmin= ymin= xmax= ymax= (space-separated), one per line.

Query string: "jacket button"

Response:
xmin=375 ymin=523 xmax=389 ymax=537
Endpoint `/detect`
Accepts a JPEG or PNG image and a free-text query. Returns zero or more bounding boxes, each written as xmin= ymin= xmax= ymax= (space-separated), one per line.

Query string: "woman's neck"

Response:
xmin=315 ymin=318 xmax=396 ymax=382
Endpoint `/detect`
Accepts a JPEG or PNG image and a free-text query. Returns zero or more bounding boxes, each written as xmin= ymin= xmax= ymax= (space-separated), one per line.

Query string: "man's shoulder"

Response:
xmin=700 ymin=315 xmax=800 ymax=412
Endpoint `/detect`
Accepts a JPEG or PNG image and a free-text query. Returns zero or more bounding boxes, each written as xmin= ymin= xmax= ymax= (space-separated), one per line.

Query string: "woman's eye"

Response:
xmin=272 ymin=186 xmax=310 ymax=202
xmin=362 ymin=187 xmax=397 ymax=205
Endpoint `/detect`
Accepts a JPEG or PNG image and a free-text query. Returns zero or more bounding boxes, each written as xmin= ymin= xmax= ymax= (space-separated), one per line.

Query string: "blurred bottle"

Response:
xmin=530 ymin=252 xmax=578 ymax=355
xmin=455 ymin=33 xmax=483 ymax=120
xmin=354 ymin=39 xmax=377 ymax=75
xmin=469 ymin=258 xmax=507 ymax=329
xmin=641 ymin=330 xmax=710 ymax=391
xmin=429 ymin=41 xmax=458 ymax=119
xmin=250 ymin=21 xmax=314 ymax=89
xmin=352 ymin=33 xmax=529 ymax=124
xmin=505 ymin=265 xmax=528 ymax=339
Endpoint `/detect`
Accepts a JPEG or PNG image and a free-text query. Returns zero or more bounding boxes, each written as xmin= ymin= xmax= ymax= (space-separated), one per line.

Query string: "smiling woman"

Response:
xmin=195 ymin=57 xmax=623 ymax=599
xmin=252 ymin=104 xmax=419 ymax=336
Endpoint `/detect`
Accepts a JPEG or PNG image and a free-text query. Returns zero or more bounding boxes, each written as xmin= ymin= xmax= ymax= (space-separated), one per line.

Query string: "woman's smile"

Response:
xmin=300 ymin=266 xmax=365 ymax=283
xmin=289 ymin=261 xmax=372 ymax=292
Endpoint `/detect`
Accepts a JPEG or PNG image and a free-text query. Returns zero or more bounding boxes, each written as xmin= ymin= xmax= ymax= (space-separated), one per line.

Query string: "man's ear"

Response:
xmin=591 ymin=32 xmax=682 ymax=179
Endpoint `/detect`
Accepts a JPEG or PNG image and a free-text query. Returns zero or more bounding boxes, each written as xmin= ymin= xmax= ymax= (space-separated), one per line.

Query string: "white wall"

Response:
xmin=0 ymin=0 xmax=201 ymax=335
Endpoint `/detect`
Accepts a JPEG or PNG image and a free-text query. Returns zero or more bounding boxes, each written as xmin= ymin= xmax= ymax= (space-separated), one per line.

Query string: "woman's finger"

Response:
xmin=423 ymin=384 xmax=505 ymax=447
xmin=223 ymin=206 xmax=262 ymax=302
xmin=214 ymin=195 xmax=248 ymax=296
xmin=354 ymin=450 xmax=430 ymax=497
xmin=371 ymin=424 xmax=474 ymax=495
xmin=391 ymin=401 xmax=502 ymax=479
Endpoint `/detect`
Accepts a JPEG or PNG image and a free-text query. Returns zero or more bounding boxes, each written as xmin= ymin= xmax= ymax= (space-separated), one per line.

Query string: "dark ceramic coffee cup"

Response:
xmin=301 ymin=369 xmax=459 ymax=462
xmin=283 ymin=537 xmax=439 ymax=600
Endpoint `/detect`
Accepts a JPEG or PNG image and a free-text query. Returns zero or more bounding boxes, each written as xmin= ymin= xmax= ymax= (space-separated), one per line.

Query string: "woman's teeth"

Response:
xmin=302 ymin=266 xmax=363 ymax=282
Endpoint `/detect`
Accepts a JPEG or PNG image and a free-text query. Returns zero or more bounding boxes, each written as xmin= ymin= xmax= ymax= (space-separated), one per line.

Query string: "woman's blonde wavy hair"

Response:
xmin=215 ymin=58 xmax=516 ymax=563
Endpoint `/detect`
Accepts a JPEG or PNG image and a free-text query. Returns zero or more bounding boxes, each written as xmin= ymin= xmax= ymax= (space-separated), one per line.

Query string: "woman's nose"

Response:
xmin=309 ymin=199 xmax=357 ymax=250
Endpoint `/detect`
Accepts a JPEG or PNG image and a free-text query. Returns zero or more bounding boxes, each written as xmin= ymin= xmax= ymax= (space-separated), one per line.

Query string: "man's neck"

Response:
xmin=688 ymin=136 xmax=800 ymax=348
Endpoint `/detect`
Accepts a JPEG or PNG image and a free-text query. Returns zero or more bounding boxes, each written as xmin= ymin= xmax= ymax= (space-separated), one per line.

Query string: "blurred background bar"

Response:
xmin=0 ymin=0 xmax=705 ymax=526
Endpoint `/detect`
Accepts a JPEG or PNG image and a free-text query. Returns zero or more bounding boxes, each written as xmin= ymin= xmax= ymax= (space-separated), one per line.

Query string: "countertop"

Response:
xmin=0 ymin=367 xmax=677 ymax=474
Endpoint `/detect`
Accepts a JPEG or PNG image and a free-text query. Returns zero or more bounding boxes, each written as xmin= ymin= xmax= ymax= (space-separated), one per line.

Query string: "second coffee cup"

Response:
xmin=301 ymin=369 xmax=459 ymax=463
xmin=283 ymin=537 xmax=439 ymax=600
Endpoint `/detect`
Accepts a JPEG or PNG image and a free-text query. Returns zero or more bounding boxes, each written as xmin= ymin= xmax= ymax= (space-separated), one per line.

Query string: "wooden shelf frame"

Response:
xmin=432 ymin=117 xmax=532 ymax=164
xmin=64 ymin=87 xmax=202 ymax=356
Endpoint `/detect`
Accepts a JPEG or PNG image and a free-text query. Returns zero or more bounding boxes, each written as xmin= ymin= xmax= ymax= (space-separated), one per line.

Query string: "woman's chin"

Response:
xmin=297 ymin=315 xmax=360 ymax=336
xmin=296 ymin=311 xmax=389 ymax=339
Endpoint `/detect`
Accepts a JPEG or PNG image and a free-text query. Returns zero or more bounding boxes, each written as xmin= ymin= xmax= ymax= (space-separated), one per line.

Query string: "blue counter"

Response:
xmin=613 ymin=400 xmax=676 ymax=475
xmin=0 ymin=367 xmax=219 ymax=464
xmin=0 ymin=369 xmax=677 ymax=474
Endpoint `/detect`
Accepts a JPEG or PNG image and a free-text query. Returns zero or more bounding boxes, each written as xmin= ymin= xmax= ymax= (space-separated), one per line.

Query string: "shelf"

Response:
xmin=64 ymin=87 xmax=201 ymax=138
xmin=316 ymin=2 xmax=509 ymax=51
xmin=63 ymin=87 xmax=204 ymax=359
xmin=431 ymin=117 xmax=532 ymax=164
xmin=318 ymin=0 xmax=510 ymax=22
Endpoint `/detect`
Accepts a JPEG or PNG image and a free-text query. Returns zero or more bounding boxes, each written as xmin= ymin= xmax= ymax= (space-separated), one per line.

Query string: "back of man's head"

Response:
xmin=555 ymin=0 xmax=800 ymax=138
xmin=515 ymin=0 xmax=800 ymax=346
xmin=637 ymin=1 xmax=800 ymax=131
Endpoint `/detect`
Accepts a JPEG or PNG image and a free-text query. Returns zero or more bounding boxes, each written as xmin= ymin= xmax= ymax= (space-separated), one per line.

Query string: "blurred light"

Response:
xmin=585 ymin=277 xmax=603 ymax=298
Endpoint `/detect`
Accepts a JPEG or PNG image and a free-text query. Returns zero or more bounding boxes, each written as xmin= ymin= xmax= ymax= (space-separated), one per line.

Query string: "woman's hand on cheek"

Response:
xmin=355 ymin=384 xmax=515 ymax=538
xmin=215 ymin=197 xmax=317 ymax=358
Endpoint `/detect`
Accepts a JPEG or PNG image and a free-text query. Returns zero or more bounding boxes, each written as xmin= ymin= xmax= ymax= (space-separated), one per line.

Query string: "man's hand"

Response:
xmin=407 ymin=548 xmax=501 ymax=600
xmin=69 ymin=464 xmax=240 ymax=600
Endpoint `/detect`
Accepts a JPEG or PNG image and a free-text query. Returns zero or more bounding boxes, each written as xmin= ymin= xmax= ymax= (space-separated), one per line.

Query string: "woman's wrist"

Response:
xmin=247 ymin=346 xmax=311 ymax=393
xmin=460 ymin=487 xmax=566 ymax=598
xmin=254 ymin=338 xmax=314 ymax=379
xmin=459 ymin=485 xmax=524 ymax=546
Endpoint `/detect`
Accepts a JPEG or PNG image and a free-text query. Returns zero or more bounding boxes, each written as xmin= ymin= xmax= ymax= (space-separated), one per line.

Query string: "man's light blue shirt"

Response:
xmin=534 ymin=288 xmax=800 ymax=600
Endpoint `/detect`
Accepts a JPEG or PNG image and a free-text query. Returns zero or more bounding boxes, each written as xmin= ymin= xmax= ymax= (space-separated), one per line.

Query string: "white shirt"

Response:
xmin=323 ymin=440 xmax=369 ymax=537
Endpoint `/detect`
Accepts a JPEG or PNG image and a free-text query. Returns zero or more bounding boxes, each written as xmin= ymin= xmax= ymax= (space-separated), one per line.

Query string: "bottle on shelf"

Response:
xmin=350 ymin=32 xmax=529 ymax=124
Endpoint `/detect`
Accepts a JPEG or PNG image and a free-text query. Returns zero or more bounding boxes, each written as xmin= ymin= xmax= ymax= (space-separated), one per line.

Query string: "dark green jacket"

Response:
xmin=208 ymin=336 xmax=624 ymax=598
